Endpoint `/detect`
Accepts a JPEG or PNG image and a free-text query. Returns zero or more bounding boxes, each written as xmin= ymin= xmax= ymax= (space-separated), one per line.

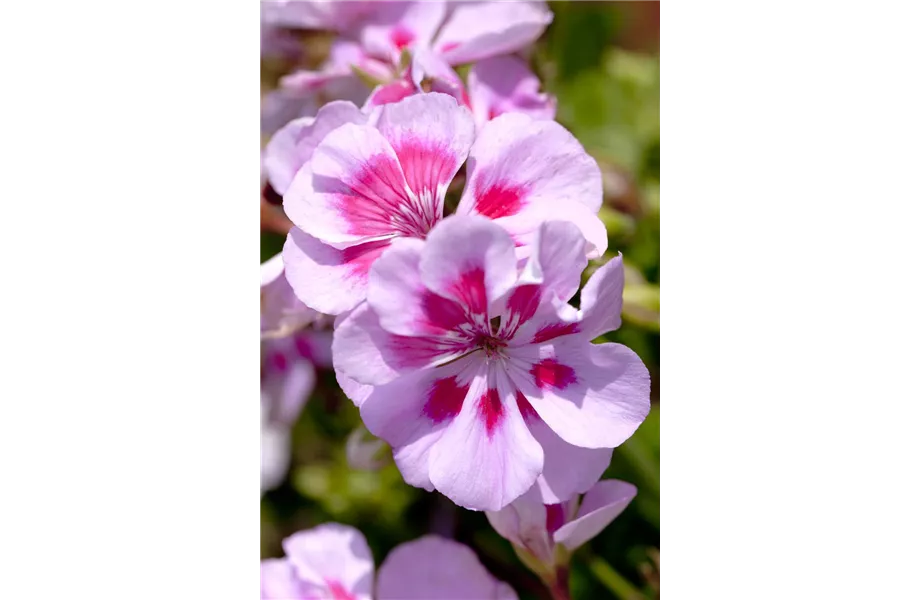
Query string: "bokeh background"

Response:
xmin=260 ymin=2 xmax=659 ymax=598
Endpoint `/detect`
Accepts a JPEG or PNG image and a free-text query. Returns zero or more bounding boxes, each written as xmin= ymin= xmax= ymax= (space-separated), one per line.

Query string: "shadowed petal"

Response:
xmin=433 ymin=1 xmax=553 ymax=65
xmin=553 ymin=480 xmax=637 ymax=551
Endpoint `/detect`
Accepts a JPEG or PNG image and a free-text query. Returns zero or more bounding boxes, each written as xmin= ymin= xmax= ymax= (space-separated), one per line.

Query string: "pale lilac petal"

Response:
xmin=360 ymin=1 xmax=447 ymax=61
xmin=507 ymin=339 xmax=650 ymax=450
xmin=457 ymin=113 xmax=605 ymax=257
xmin=261 ymin=88 xmax=317 ymax=137
xmin=283 ymin=124 xmax=411 ymax=246
xmin=333 ymin=302 xmax=471 ymax=386
xmin=283 ymin=227 xmax=390 ymax=315
xmin=419 ymin=216 xmax=519 ymax=327
xmin=374 ymin=93 xmax=475 ymax=214
xmin=295 ymin=329 xmax=334 ymax=369
xmin=282 ymin=524 xmax=375 ymax=600
xmin=261 ymin=404 xmax=291 ymax=494
xmin=336 ymin=369 xmax=373 ymax=408
xmin=409 ymin=49 xmax=470 ymax=108
xmin=578 ymin=254 xmax=625 ymax=340
xmin=261 ymin=253 xmax=318 ymax=338
xmin=467 ymin=55 xmax=556 ymax=128
xmin=262 ymin=0 xmax=376 ymax=31
xmin=261 ymin=559 xmax=308 ymax=599
xmin=498 ymin=221 xmax=587 ymax=340
xmin=377 ymin=535 xmax=518 ymax=600
xmin=368 ymin=236 xmax=475 ymax=339
xmin=261 ymin=347 xmax=315 ymax=425
xmin=261 ymin=23 xmax=303 ymax=60
xmin=360 ymin=355 xmax=481 ymax=491
xmin=428 ymin=365 xmax=544 ymax=511
xmin=363 ymin=79 xmax=417 ymax=110
xmin=264 ymin=102 xmax=366 ymax=196
xmin=528 ymin=415 xmax=612 ymax=505
xmin=553 ymin=480 xmax=637 ymax=551
xmin=433 ymin=1 xmax=553 ymax=65
xmin=485 ymin=484 xmax=554 ymax=566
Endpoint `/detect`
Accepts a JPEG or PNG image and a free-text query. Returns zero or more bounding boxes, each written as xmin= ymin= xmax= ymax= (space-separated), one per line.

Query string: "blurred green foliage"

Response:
xmin=261 ymin=2 xmax=659 ymax=598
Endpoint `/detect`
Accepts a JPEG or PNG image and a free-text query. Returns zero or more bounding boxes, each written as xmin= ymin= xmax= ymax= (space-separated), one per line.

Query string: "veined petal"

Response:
xmin=264 ymin=101 xmax=366 ymax=196
xmin=553 ymin=480 xmax=637 ymax=551
xmin=377 ymin=535 xmax=518 ymax=600
xmin=374 ymin=93 xmax=474 ymax=223
xmin=419 ymin=216 xmax=519 ymax=328
xmin=507 ymin=339 xmax=650 ymax=450
xmin=433 ymin=1 xmax=553 ymax=65
xmin=457 ymin=113 xmax=605 ymax=257
xmin=283 ymin=228 xmax=391 ymax=315
xmin=360 ymin=355 xmax=481 ymax=491
xmin=284 ymin=124 xmax=415 ymax=245
xmin=333 ymin=302 xmax=472 ymax=386
xmin=428 ymin=363 xmax=543 ymax=511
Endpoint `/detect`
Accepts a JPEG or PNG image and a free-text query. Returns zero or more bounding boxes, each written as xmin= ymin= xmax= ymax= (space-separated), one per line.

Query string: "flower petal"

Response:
xmin=360 ymin=355 xmax=481 ymax=491
xmin=360 ymin=1 xmax=447 ymax=61
xmin=507 ymin=339 xmax=650 ymax=450
xmin=553 ymin=480 xmax=637 ymax=551
xmin=457 ymin=113 xmax=605 ymax=257
xmin=377 ymin=535 xmax=518 ymax=600
xmin=485 ymin=484 xmax=554 ymax=566
xmin=283 ymin=123 xmax=414 ymax=246
xmin=261 ymin=412 xmax=290 ymax=494
xmin=333 ymin=302 xmax=471 ymax=386
xmin=578 ymin=254 xmax=625 ymax=340
xmin=261 ymin=88 xmax=317 ymax=137
xmin=467 ymin=55 xmax=556 ymax=128
xmin=433 ymin=1 xmax=553 ymax=65
xmin=368 ymin=237 xmax=475 ymax=341
xmin=264 ymin=101 xmax=366 ymax=196
xmin=283 ymin=227 xmax=390 ymax=315
xmin=282 ymin=524 xmax=375 ymax=600
xmin=261 ymin=340 xmax=315 ymax=426
xmin=419 ymin=216 xmax=519 ymax=327
xmin=374 ymin=93 xmax=475 ymax=218
xmin=260 ymin=559 xmax=309 ymax=599
xmin=428 ymin=364 xmax=544 ymax=511
xmin=498 ymin=221 xmax=587 ymax=340
xmin=261 ymin=253 xmax=318 ymax=338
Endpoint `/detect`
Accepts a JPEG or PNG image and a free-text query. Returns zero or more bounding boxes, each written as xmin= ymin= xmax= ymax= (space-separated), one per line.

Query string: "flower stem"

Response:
xmin=545 ymin=566 xmax=571 ymax=600
xmin=587 ymin=556 xmax=644 ymax=600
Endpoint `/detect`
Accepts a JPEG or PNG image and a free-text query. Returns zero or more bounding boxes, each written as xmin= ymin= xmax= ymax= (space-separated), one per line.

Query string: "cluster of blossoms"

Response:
xmin=260 ymin=2 xmax=651 ymax=598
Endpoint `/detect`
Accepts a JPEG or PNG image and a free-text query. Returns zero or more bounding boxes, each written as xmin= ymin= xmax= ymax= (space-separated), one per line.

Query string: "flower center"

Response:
xmin=475 ymin=333 xmax=507 ymax=359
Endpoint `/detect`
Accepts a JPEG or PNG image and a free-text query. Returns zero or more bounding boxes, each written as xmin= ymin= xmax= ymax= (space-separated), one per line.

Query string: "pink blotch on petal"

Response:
xmin=515 ymin=390 xmax=540 ymax=421
xmin=342 ymin=239 xmax=391 ymax=281
xmin=369 ymin=81 xmax=417 ymax=106
xmin=390 ymin=26 xmax=416 ymax=50
xmin=424 ymin=376 xmax=468 ymax=423
xmin=331 ymin=153 xmax=411 ymax=237
xmin=439 ymin=41 xmax=460 ymax=53
xmin=473 ymin=182 xmax=527 ymax=220
xmin=545 ymin=503 xmax=566 ymax=535
xmin=268 ymin=352 xmax=288 ymax=373
xmin=448 ymin=267 xmax=488 ymax=316
xmin=478 ymin=388 xmax=505 ymax=437
xmin=419 ymin=290 xmax=467 ymax=332
xmin=531 ymin=359 xmax=577 ymax=390
xmin=506 ymin=285 xmax=540 ymax=325
xmin=531 ymin=322 xmax=580 ymax=344
xmin=327 ymin=580 xmax=357 ymax=600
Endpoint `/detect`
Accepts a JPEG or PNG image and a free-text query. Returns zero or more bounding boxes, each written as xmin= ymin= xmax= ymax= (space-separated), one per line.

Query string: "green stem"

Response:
xmin=547 ymin=565 xmax=571 ymax=600
xmin=587 ymin=557 xmax=643 ymax=600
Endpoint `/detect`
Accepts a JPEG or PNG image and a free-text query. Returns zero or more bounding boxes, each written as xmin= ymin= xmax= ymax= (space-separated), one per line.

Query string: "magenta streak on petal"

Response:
xmin=388 ymin=334 xmax=469 ymax=370
xmin=478 ymin=388 xmax=505 ymax=438
xmin=531 ymin=322 xmax=580 ymax=344
xmin=340 ymin=239 xmax=391 ymax=282
xmin=419 ymin=289 xmax=468 ymax=333
xmin=267 ymin=351 xmax=289 ymax=373
xmin=439 ymin=41 xmax=460 ymax=54
xmin=473 ymin=180 xmax=528 ymax=220
xmin=293 ymin=335 xmax=314 ymax=361
xmin=424 ymin=376 xmax=468 ymax=423
xmin=325 ymin=153 xmax=416 ymax=237
xmin=447 ymin=267 xmax=488 ymax=317
xmin=391 ymin=137 xmax=456 ymax=234
xmin=515 ymin=390 xmax=540 ymax=421
xmin=368 ymin=80 xmax=417 ymax=107
xmin=326 ymin=579 xmax=357 ymax=600
xmin=545 ymin=503 xmax=566 ymax=535
xmin=530 ymin=359 xmax=577 ymax=390
xmin=502 ymin=285 xmax=540 ymax=337
xmin=390 ymin=26 xmax=416 ymax=50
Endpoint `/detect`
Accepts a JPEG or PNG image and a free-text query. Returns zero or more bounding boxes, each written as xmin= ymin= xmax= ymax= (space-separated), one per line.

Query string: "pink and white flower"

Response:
xmin=282 ymin=92 xmax=605 ymax=316
xmin=363 ymin=51 xmax=556 ymax=131
xmin=486 ymin=479 xmax=637 ymax=571
xmin=261 ymin=524 xmax=517 ymax=599
xmin=333 ymin=217 xmax=649 ymax=511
